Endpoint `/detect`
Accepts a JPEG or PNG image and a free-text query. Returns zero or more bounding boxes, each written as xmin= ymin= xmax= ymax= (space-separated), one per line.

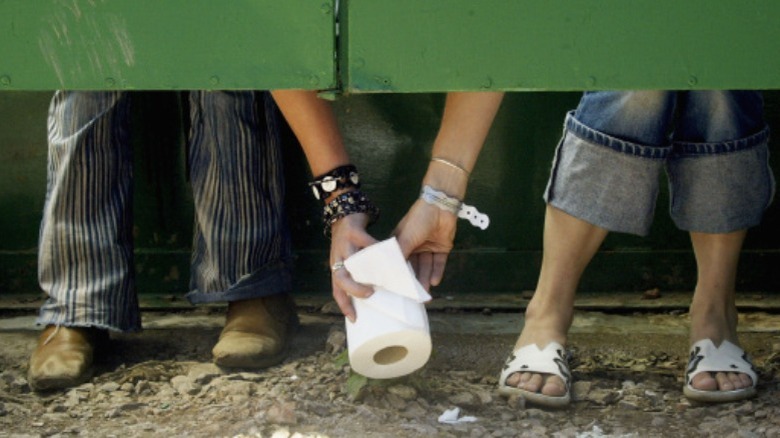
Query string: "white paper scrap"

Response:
xmin=438 ymin=407 xmax=477 ymax=424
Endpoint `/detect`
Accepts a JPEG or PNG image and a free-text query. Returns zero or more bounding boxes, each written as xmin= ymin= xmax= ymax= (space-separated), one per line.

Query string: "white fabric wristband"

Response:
xmin=420 ymin=185 xmax=490 ymax=230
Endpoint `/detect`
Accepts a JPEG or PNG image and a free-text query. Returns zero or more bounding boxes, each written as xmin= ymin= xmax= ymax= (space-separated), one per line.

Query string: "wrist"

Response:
xmin=422 ymin=166 xmax=469 ymax=199
xmin=322 ymin=189 xmax=380 ymax=237
xmin=309 ymin=164 xmax=360 ymax=201
xmin=419 ymin=185 xmax=489 ymax=230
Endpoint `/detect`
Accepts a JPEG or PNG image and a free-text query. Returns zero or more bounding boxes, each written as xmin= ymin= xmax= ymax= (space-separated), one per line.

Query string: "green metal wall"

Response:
xmin=3 ymin=1 xmax=779 ymax=91
xmin=2 ymin=92 xmax=780 ymax=297
xmin=0 ymin=0 xmax=336 ymax=90
xmin=341 ymin=0 xmax=780 ymax=92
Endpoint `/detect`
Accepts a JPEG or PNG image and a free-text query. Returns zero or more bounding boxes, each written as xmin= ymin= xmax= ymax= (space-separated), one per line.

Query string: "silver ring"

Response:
xmin=330 ymin=261 xmax=345 ymax=273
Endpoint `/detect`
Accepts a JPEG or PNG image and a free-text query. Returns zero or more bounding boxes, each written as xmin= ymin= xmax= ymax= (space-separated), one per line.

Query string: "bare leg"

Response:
xmin=504 ymin=205 xmax=608 ymax=396
xmin=688 ymin=230 xmax=754 ymax=392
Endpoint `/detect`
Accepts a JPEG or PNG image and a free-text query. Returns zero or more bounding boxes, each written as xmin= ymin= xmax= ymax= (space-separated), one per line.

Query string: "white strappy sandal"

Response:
xmin=498 ymin=342 xmax=571 ymax=408
xmin=683 ymin=339 xmax=758 ymax=403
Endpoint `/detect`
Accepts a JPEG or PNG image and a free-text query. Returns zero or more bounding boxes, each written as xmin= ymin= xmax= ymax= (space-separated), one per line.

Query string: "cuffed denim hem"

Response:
xmin=185 ymin=260 xmax=293 ymax=304
xmin=668 ymin=130 xmax=775 ymax=233
xmin=35 ymin=303 xmax=142 ymax=333
xmin=544 ymin=113 xmax=668 ymax=236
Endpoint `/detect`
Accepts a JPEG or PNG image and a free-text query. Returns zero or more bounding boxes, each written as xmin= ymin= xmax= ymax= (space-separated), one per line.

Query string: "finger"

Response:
xmin=429 ymin=252 xmax=449 ymax=287
xmin=332 ymin=286 xmax=356 ymax=322
xmin=415 ymin=252 xmax=433 ymax=291
xmin=409 ymin=253 xmax=419 ymax=277
xmin=335 ymin=269 xmax=374 ymax=299
xmin=394 ymin=216 xmax=419 ymax=259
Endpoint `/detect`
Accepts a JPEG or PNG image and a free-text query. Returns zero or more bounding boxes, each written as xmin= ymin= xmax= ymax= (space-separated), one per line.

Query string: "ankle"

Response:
xmin=688 ymin=304 xmax=739 ymax=345
xmin=524 ymin=299 xmax=573 ymax=332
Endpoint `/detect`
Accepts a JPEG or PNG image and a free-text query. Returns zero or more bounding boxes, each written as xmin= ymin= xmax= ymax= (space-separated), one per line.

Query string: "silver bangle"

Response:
xmin=431 ymin=157 xmax=471 ymax=176
xmin=419 ymin=185 xmax=489 ymax=230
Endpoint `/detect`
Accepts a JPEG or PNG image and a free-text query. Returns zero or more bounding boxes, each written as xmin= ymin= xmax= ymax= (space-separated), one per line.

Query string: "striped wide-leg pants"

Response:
xmin=37 ymin=91 xmax=292 ymax=332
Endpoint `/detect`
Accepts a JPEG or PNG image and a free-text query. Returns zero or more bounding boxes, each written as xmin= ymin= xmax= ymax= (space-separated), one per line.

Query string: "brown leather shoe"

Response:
xmin=28 ymin=325 xmax=106 ymax=391
xmin=212 ymin=293 xmax=299 ymax=369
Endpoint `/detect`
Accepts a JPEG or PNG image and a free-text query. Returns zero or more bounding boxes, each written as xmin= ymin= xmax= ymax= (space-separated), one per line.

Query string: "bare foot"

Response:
xmin=504 ymin=369 xmax=567 ymax=397
xmin=504 ymin=324 xmax=569 ymax=397
xmin=689 ymin=369 xmax=753 ymax=392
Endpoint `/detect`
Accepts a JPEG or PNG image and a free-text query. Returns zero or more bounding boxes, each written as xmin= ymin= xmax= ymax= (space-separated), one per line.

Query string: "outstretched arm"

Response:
xmin=394 ymin=91 xmax=504 ymax=290
xmin=271 ymin=90 xmax=378 ymax=321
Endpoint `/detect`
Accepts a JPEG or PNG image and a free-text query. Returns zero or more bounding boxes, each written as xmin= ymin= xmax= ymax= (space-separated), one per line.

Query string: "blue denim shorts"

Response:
xmin=544 ymin=91 xmax=775 ymax=235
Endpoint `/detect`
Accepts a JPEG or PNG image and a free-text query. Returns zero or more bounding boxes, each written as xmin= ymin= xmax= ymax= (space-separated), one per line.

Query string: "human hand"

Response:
xmin=329 ymin=213 xmax=379 ymax=322
xmin=394 ymin=199 xmax=458 ymax=291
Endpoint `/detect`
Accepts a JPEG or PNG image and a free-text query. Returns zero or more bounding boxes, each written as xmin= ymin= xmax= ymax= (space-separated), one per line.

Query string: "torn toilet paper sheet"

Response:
xmin=356 ymin=289 xmax=428 ymax=329
xmin=343 ymin=237 xmax=431 ymax=303
xmin=438 ymin=407 xmax=477 ymax=424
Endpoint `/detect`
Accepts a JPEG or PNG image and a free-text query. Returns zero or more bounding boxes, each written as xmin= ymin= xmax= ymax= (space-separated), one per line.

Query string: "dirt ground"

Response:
xmin=1 ymin=307 xmax=780 ymax=437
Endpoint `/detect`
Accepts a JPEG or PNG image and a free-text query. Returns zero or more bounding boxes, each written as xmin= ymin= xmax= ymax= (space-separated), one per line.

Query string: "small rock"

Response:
xmin=47 ymin=403 xmax=68 ymax=413
xmin=135 ymin=380 xmax=151 ymax=395
xmin=187 ymin=363 xmax=222 ymax=384
xmin=617 ymin=399 xmax=640 ymax=410
xmin=99 ymin=382 xmax=121 ymax=393
xmin=525 ymin=408 xmax=551 ymax=420
xmin=266 ymin=401 xmax=297 ymax=425
xmin=218 ymin=381 xmax=255 ymax=397
xmin=170 ymin=375 xmax=201 ymax=396
xmin=104 ymin=408 xmax=121 ymax=419
xmin=75 ymin=383 xmax=94 ymax=392
xmin=470 ymin=425 xmax=489 ymax=437
xmin=116 ymin=402 xmax=145 ymax=412
xmin=401 ymin=401 xmax=427 ymax=419
xmin=475 ymin=389 xmax=493 ymax=404
xmin=506 ymin=394 xmax=526 ymax=410
xmin=325 ymin=328 xmax=347 ymax=354
xmin=384 ymin=392 xmax=407 ymax=410
xmin=387 ymin=384 xmax=417 ymax=400
xmin=572 ymin=381 xmax=592 ymax=401
xmin=233 ymin=372 xmax=265 ymax=383
xmin=650 ymin=416 xmax=666 ymax=428
xmin=448 ymin=391 xmax=480 ymax=407
xmin=270 ymin=428 xmax=291 ymax=438
xmin=587 ymin=389 xmax=619 ymax=405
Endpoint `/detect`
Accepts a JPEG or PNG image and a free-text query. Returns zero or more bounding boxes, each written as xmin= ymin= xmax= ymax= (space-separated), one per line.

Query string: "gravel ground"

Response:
xmin=1 ymin=309 xmax=779 ymax=437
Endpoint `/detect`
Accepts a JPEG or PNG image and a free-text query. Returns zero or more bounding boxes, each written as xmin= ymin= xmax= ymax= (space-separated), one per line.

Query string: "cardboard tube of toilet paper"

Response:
xmin=346 ymin=289 xmax=432 ymax=379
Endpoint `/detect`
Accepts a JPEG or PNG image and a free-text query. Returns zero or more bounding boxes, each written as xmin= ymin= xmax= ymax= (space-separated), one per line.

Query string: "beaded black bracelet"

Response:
xmin=309 ymin=164 xmax=360 ymax=201
xmin=322 ymin=189 xmax=380 ymax=237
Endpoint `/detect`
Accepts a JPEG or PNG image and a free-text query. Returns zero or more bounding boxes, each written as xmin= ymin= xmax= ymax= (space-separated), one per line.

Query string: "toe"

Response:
xmin=715 ymin=372 xmax=735 ymax=391
xmin=525 ymin=373 xmax=544 ymax=392
xmin=728 ymin=372 xmax=752 ymax=390
xmin=691 ymin=372 xmax=718 ymax=391
xmin=505 ymin=372 xmax=521 ymax=387
xmin=541 ymin=375 xmax=567 ymax=397
xmin=738 ymin=372 xmax=754 ymax=389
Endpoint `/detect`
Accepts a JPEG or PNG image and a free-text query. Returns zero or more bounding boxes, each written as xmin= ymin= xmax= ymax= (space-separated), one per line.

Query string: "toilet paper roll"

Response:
xmin=343 ymin=237 xmax=433 ymax=379
xmin=346 ymin=289 xmax=432 ymax=379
